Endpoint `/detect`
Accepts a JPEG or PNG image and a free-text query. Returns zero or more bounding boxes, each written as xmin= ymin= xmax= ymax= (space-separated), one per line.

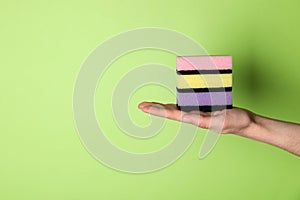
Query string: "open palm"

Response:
xmin=138 ymin=102 xmax=254 ymax=134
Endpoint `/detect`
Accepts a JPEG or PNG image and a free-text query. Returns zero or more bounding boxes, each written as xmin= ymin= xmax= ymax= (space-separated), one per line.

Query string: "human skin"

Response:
xmin=138 ymin=102 xmax=300 ymax=157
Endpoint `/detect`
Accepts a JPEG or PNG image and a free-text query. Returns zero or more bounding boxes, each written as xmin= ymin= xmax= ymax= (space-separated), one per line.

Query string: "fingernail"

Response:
xmin=141 ymin=105 xmax=150 ymax=112
xmin=138 ymin=102 xmax=147 ymax=109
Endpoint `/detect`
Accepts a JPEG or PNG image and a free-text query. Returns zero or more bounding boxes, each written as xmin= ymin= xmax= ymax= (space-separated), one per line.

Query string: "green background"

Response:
xmin=1 ymin=0 xmax=300 ymax=199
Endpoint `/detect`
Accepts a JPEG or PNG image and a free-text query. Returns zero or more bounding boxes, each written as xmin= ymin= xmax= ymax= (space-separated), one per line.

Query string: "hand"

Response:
xmin=138 ymin=102 xmax=300 ymax=156
xmin=138 ymin=102 xmax=255 ymax=134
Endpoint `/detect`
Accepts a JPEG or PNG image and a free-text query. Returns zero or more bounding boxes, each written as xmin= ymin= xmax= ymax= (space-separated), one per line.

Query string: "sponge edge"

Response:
xmin=177 ymin=105 xmax=233 ymax=112
xmin=176 ymin=55 xmax=233 ymax=112
xmin=177 ymin=56 xmax=232 ymax=71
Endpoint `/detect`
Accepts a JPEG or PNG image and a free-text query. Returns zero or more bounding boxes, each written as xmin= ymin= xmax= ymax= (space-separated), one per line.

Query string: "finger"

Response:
xmin=138 ymin=102 xmax=171 ymax=109
xmin=140 ymin=103 xmax=183 ymax=121
xmin=163 ymin=103 xmax=178 ymax=110
xmin=182 ymin=112 xmax=211 ymax=129
xmin=138 ymin=101 xmax=154 ymax=109
xmin=189 ymin=110 xmax=212 ymax=116
xmin=210 ymin=109 xmax=226 ymax=116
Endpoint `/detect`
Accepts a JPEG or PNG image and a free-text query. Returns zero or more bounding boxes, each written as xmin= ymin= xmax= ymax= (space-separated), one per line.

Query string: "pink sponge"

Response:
xmin=177 ymin=56 xmax=232 ymax=71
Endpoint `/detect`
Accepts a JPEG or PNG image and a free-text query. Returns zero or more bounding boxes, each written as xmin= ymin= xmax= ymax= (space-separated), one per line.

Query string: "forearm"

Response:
xmin=237 ymin=113 xmax=300 ymax=156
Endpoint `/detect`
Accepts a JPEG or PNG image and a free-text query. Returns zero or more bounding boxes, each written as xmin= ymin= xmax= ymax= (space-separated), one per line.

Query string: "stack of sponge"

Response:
xmin=176 ymin=56 xmax=232 ymax=112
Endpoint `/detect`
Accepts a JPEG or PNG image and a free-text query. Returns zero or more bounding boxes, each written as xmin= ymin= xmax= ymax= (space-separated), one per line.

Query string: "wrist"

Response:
xmin=236 ymin=111 xmax=261 ymax=137
xmin=236 ymin=112 xmax=273 ymax=143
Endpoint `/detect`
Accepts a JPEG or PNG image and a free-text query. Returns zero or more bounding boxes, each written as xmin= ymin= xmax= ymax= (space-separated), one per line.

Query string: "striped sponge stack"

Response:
xmin=176 ymin=56 xmax=233 ymax=112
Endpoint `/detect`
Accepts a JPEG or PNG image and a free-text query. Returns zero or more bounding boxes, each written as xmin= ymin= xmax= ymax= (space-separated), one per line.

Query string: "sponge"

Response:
xmin=176 ymin=56 xmax=232 ymax=112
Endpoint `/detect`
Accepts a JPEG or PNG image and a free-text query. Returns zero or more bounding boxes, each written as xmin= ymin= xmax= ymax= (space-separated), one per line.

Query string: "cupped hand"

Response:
xmin=138 ymin=102 xmax=255 ymax=134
